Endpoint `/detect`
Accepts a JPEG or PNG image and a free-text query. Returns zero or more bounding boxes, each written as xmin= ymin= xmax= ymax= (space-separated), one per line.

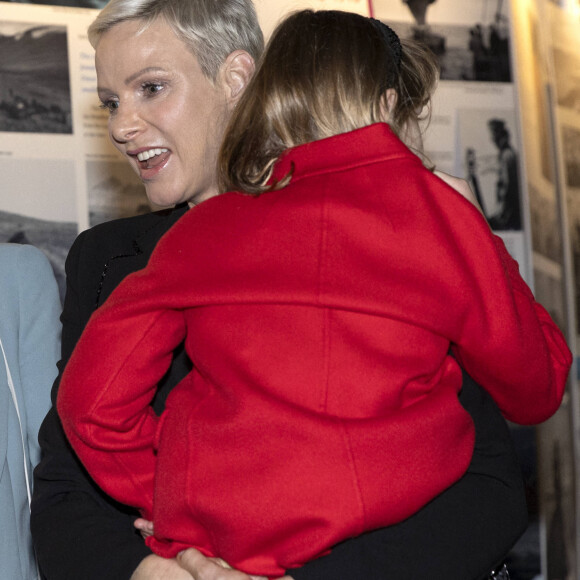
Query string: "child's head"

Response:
xmin=218 ymin=9 xmax=439 ymax=194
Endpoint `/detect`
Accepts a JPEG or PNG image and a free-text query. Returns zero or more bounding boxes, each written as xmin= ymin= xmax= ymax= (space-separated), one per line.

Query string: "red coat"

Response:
xmin=58 ymin=123 xmax=571 ymax=577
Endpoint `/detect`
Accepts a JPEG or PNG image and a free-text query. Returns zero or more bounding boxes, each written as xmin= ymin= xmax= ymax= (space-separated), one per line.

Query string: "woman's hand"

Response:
xmin=132 ymin=521 xmax=293 ymax=580
xmin=130 ymin=554 xmax=195 ymax=580
xmin=177 ymin=548 xmax=294 ymax=580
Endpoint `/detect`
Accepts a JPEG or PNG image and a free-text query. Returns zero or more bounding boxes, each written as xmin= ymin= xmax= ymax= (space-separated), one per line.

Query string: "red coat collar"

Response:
xmin=272 ymin=123 xmax=420 ymax=185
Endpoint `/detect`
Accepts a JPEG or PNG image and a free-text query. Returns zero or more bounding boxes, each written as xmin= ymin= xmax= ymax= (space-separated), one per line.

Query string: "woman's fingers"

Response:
xmin=177 ymin=548 xmax=267 ymax=580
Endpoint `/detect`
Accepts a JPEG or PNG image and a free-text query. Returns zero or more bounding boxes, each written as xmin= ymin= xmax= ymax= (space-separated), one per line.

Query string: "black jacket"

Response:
xmin=32 ymin=205 xmax=189 ymax=580
xmin=31 ymin=204 xmax=527 ymax=580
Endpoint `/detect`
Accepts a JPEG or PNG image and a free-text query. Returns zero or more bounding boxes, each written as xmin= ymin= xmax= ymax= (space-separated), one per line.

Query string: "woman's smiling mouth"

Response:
xmin=135 ymin=148 xmax=170 ymax=172
xmin=137 ymin=147 xmax=168 ymax=162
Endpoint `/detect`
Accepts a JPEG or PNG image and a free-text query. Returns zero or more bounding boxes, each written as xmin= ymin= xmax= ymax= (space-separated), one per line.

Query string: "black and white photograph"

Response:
xmin=0 ymin=20 xmax=72 ymax=134
xmin=87 ymin=159 xmax=153 ymax=227
xmin=372 ymin=0 xmax=512 ymax=82
xmin=562 ymin=125 xmax=580 ymax=189
xmin=0 ymin=156 xmax=78 ymax=300
xmin=0 ymin=209 xmax=76 ymax=302
xmin=458 ymin=108 xmax=522 ymax=231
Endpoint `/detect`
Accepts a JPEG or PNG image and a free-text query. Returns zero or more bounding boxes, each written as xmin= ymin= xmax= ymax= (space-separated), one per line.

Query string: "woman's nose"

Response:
xmin=109 ymin=104 xmax=144 ymax=144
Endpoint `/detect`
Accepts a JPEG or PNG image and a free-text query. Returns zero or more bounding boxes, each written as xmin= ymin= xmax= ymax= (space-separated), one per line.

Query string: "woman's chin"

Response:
xmin=145 ymin=188 xmax=185 ymax=209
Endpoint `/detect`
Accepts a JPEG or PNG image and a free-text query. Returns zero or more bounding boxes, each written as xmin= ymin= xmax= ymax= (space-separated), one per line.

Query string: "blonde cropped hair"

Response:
xmin=218 ymin=9 xmax=439 ymax=194
xmin=88 ymin=0 xmax=263 ymax=81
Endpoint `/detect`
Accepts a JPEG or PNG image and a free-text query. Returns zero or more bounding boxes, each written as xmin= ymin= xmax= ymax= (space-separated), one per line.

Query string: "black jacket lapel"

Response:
xmin=97 ymin=204 xmax=189 ymax=307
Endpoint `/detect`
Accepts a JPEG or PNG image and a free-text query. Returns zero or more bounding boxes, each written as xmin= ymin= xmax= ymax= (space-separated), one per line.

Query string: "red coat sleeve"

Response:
xmin=410 ymin=170 xmax=571 ymax=425
xmin=57 ymin=256 xmax=187 ymax=519
xmin=450 ymin=230 xmax=571 ymax=425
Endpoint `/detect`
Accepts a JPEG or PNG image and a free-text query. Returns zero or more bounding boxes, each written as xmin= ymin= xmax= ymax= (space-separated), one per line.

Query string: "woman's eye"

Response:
xmin=99 ymin=100 xmax=119 ymax=113
xmin=143 ymin=82 xmax=164 ymax=96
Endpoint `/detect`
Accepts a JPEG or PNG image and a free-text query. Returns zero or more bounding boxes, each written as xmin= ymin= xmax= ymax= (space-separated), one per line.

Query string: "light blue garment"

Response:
xmin=0 ymin=244 xmax=61 ymax=580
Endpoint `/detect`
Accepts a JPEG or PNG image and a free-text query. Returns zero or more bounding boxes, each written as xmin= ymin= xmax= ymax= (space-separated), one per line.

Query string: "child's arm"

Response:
xmin=57 ymin=236 xmax=189 ymax=519
xmin=428 ymin=170 xmax=569 ymax=421
xmin=458 ymin=230 xmax=571 ymax=423
xmin=424 ymin=171 xmax=571 ymax=424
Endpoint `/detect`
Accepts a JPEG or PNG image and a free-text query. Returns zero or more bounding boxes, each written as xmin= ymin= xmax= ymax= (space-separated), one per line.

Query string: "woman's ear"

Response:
xmin=220 ymin=50 xmax=255 ymax=108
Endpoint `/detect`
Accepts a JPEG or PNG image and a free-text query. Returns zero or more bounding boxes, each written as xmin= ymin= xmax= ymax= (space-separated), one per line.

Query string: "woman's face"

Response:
xmin=95 ymin=18 xmax=231 ymax=207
